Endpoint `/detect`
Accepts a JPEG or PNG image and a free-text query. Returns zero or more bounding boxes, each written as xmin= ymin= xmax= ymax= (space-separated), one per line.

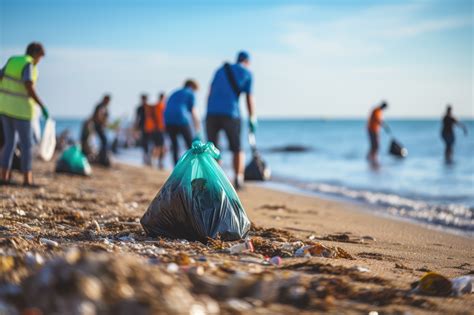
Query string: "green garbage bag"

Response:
xmin=141 ymin=141 xmax=250 ymax=241
xmin=55 ymin=145 xmax=92 ymax=176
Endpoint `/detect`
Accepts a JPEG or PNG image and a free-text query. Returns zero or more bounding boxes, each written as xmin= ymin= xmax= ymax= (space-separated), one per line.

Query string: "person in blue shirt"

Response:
xmin=164 ymin=79 xmax=201 ymax=164
xmin=206 ymin=51 xmax=256 ymax=189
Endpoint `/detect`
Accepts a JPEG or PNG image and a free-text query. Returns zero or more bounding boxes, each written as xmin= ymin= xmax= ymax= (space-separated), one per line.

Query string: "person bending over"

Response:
xmin=367 ymin=101 xmax=388 ymax=165
xmin=164 ymin=80 xmax=200 ymax=165
xmin=206 ymin=51 xmax=256 ymax=190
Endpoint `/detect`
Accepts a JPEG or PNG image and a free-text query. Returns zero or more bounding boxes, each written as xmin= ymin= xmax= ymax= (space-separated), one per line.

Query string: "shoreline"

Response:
xmin=1 ymin=160 xmax=473 ymax=314
xmin=259 ymin=180 xmax=474 ymax=239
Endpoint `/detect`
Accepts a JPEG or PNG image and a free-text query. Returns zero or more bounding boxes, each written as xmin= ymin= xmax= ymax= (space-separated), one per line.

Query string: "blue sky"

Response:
xmin=0 ymin=0 xmax=472 ymax=119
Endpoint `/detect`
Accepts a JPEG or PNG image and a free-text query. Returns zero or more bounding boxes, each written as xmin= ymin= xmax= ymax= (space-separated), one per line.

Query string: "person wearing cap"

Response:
xmin=0 ymin=42 xmax=49 ymax=186
xmin=206 ymin=51 xmax=256 ymax=190
xmin=367 ymin=101 xmax=389 ymax=165
xmin=164 ymin=79 xmax=201 ymax=165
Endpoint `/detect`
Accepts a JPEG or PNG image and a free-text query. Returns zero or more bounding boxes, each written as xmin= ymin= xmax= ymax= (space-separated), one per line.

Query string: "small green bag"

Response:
xmin=141 ymin=141 xmax=250 ymax=241
xmin=55 ymin=145 xmax=92 ymax=176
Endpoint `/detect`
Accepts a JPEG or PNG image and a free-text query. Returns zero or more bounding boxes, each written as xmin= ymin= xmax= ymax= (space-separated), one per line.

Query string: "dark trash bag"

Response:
xmin=389 ymin=138 xmax=408 ymax=158
xmin=141 ymin=141 xmax=251 ymax=242
xmin=55 ymin=145 xmax=92 ymax=176
xmin=245 ymin=152 xmax=271 ymax=181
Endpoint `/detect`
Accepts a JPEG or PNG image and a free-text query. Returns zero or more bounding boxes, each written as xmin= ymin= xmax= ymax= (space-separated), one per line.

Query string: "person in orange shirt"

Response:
xmin=143 ymin=93 xmax=166 ymax=169
xmin=367 ymin=101 xmax=388 ymax=165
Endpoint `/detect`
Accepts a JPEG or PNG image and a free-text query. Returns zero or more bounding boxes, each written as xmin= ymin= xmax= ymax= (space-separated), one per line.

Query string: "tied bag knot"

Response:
xmin=191 ymin=140 xmax=220 ymax=159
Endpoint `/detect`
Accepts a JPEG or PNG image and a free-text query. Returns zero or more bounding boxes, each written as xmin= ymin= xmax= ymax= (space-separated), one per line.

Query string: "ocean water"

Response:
xmin=55 ymin=118 xmax=474 ymax=236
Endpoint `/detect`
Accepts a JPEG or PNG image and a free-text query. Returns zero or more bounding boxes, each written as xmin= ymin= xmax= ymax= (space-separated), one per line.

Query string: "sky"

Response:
xmin=0 ymin=0 xmax=472 ymax=119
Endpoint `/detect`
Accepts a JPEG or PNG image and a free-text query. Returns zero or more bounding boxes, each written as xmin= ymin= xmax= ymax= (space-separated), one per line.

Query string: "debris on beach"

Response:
xmin=411 ymin=272 xmax=474 ymax=297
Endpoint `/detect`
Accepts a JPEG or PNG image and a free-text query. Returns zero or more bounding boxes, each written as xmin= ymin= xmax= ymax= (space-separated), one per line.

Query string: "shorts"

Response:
xmin=442 ymin=132 xmax=455 ymax=148
xmin=149 ymin=131 xmax=164 ymax=147
xmin=368 ymin=130 xmax=379 ymax=151
xmin=206 ymin=115 xmax=241 ymax=153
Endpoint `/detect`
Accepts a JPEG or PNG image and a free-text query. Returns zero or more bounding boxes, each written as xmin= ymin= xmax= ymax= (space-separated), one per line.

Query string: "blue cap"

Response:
xmin=237 ymin=51 xmax=250 ymax=63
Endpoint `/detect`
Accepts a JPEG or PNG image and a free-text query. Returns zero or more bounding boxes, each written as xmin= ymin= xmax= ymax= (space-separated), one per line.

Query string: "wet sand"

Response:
xmin=1 ymin=160 xmax=473 ymax=314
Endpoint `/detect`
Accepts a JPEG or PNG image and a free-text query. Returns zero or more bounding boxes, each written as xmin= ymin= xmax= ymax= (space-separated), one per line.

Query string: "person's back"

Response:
xmin=442 ymin=114 xmax=456 ymax=137
xmin=368 ymin=107 xmax=383 ymax=133
xmin=144 ymin=100 xmax=166 ymax=133
xmin=164 ymin=87 xmax=194 ymax=126
xmin=205 ymin=51 xmax=256 ymax=190
xmin=207 ymin=63 xmax=252 ymax=118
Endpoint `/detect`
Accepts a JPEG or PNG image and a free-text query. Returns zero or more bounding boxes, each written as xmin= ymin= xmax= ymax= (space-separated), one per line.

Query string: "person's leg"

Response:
xmin=0 ymin=116 xmax=17 ymax=182
xmin=206 ymin=115 xmax=221 ymax=151
xmin=154 ymin=131 xmax=165 ymax=169
xmin=222 ymin=117 xmax=243 ymax=188
xmin=181 ymin=125 xmax=193 ymax=149
xmin=446 ymin=136 xmax=454 ymax=164
xmin=15 ymin=119 xmax=33 ymax=185
xmin=142 ymin=132 xmax=151 ymax=165
xmin=94 ymin=122 xmax=108 ymax=165
xmin=368 ymin=131 xmax=378 ymax=164
xmin=167 ymin=126 xmax=180 ymax=165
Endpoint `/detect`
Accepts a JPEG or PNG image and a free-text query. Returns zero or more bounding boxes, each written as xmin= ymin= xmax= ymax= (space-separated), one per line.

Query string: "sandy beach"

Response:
xmin=1 ymin=160 xmax=473 ymax=314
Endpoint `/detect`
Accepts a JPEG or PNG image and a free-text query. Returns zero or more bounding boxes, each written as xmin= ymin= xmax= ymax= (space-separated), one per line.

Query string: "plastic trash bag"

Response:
xmin=245 ymin=132 xmax=271 ymax=181
xmin=55 ymin=145 xmax=92 ymax=176
xmin=388 ymin=138 xmax=408 ymax=158
xmin=245 ymin=152 xmax=271 ymax=181
xmin=38 ymin=119 xmax=56 ymax=161
xmin=141 ymin=141 xmax=251 ymax=242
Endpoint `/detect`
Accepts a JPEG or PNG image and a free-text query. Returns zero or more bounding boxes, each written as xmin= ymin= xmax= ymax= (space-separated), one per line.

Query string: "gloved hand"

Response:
xmin=41 ymin=106 xmax=49 ymax=120
xmin=248 ymin=116 xmax=257 ymax=134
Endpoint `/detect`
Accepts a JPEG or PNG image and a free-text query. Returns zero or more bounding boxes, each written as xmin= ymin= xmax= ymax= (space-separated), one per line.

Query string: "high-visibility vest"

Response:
xmin=0 ymin=55 xmax=38 ymax=120
xmin=144 ymin=100 xmax=166 ymax=133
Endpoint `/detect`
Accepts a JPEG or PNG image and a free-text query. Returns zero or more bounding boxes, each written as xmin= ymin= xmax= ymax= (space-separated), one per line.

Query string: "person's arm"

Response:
xmin=246 ymin=93 xmax=258 ymax=133
xmin=456 ymin=120 xmax=468 ymax=136
xmin=25 ymin=81 xmax=48 ymax=118
xmin=191 ymin=107 xmax=201 ymax=134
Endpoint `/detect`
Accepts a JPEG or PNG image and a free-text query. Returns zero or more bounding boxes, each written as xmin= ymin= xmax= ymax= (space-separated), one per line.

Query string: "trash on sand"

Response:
xmin=412 ymin=272 xmax=452 ymax=296
xmin=451 ymin=275 xmax=473 ymax=295
xmin=229 ymin=239 xmax=254 ymax=254
xmin=269 ymin=256 xmax=282 ymax=266
xmin=294 ymin=243 xmax=353 ymax=259
xmin=141 ymin=141 xmax=250 ymax=242
xmin=412 ymin=272 xmax=473 ymax=296
xmin=55 ymin=145 xmax=92 ymax=176
xmin=39 ymin=238 xmax=59 ymax=248
xmin=352 ymin=266 xmax=370 ymax=273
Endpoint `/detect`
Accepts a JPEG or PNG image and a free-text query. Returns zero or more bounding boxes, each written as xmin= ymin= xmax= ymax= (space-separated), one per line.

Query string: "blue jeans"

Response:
xmin=1 ymin=115 xmax=32 ymax=172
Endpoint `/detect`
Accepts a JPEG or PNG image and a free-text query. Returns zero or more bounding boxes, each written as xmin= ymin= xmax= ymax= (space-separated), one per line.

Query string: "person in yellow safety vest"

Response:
xmin=0 ymin=42 xmax=49 ymax=186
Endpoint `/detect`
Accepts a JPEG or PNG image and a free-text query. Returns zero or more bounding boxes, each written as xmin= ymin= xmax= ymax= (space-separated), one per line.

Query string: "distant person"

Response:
xmin=92 ymin=94 xmax=111 ymax=166
xmin=441 ymin=105 xmax=468 ymax=164
xmin=134 ymin=94 xmax=150 ymax=165
xmin=80 ymin=117 xmax=95 ymax=161
xmin=0 ymin=42 xmax=49 ymax=186
xmin=164 ymin=79 xmax=200 ymax=165
xmin=367 ymin=101 xmax=389 ymax=165
xmin=206 ymin=51 xmax=256 ymax=189
xmin=140 ymin=93 xmax=166 ymax=168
